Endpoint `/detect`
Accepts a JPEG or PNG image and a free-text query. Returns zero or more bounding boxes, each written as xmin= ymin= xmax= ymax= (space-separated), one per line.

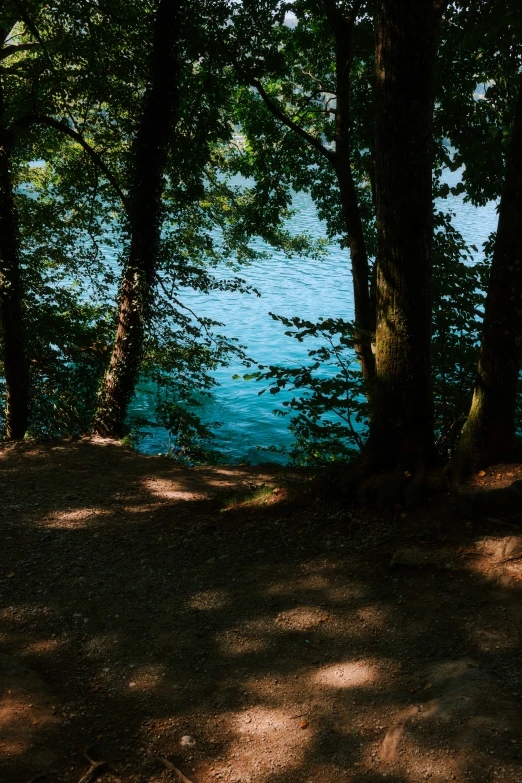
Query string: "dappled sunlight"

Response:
xmin=43 ymin=506 xmax=107 ymax=528
xmin=222 ymin=706 xmax=312 ymax=780
xmin=22 ymin=637 xmax=63 ymax=656
xmin=0 ymin=603 xmax=55 ymax=627
xmin=143 ymin=476 xmax=210 ymax=502
xmin=3 ymin=439 xmax=522 ymax=782
xmin=0 ymin=652 xmax=63 ymax=777
xmin=274 ymin=605 xmax=333 ymax=631
xmin=123 ymin=663 xmax=166 ymax=692
xmin=189 ymin=588 xmax=232 ymax=611
xmin=313 ymin=660 xmax=380 ymax=690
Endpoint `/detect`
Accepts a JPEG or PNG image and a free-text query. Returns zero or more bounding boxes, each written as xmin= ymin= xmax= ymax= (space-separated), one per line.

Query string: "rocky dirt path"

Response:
xmin=1 ymin=439 xmax=522 ymax=783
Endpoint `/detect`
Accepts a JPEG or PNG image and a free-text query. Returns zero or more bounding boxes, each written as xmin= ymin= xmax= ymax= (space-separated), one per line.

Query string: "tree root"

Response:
xmin=77 ymin=748 xmax=120 ymax=783
xmin=156 ymin=757 xmax=195 ymax=783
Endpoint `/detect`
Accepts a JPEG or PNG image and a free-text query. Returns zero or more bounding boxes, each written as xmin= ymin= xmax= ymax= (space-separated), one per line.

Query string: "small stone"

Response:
xmin=181 ymin=735 xmax=196 ymax=747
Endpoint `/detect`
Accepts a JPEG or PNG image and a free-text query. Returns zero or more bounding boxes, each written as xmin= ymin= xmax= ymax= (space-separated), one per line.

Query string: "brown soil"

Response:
xmin=2 ymin=438 xmax=522 ymax=783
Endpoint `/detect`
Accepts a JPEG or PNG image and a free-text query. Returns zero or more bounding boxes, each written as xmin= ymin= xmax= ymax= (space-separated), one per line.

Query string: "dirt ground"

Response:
xmin=2 ymin=438 xmax=522 ymax=783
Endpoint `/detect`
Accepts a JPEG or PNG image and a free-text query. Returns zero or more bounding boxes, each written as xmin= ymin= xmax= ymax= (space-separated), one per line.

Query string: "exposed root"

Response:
xmin=77 ymin=761 xmax=109 ymax=783
xmin=156 ymin=757 xmax=195 ymax=783
xmin=77 ymin=748 xmax=120 ymax=783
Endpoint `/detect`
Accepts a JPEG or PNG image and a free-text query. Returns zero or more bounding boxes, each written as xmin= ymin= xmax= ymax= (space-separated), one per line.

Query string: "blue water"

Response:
xmin=131 ymin=170 xmax=499 ymax=462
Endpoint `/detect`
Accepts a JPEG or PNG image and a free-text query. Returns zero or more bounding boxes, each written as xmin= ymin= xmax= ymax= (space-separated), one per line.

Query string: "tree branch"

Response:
xmin=0 ymin=42 xmax=39 ymax=59
xmin=14 ymin=113 xmax=129 ymax=211
xmin=249 ymin=76 xmax=335 ymax=162
xmin=212 ymin=24 xmax=335 ymax=163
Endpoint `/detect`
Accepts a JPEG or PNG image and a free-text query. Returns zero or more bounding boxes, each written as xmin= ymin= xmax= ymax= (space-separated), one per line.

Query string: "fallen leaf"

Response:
xmin=404 ymin=471 xmax=412 ymax=478
xmin=477 ymin=470 xmax=486 ymax=477
xmin=424 ymin=682 xmax=433 ymax=690
xmin=300 ymin=720 xmax=309 ymax=729
xmin=7 ymin=573 xmax=15 ymax=578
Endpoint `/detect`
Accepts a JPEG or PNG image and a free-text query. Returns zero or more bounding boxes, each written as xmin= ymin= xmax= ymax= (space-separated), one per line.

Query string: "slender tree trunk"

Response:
xmin=451 ymin=78 xmax=522 ymax=479
xmin=366 ymin=0 xmax=443 ymax=471
xmin=324 ymin=0 xmax=375 ymax=382
xmin=94 ymin=0 xmax=181 ymax=437
xmin=0 ymin=64 xmax=28 ymax=439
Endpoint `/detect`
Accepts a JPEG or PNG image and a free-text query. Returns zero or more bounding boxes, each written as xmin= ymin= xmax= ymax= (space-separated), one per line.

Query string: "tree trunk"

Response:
xmin=94 ymin=0 xmax=181 ymax=437
xmin=324 ymin=0 xmax=375 ymax=382
xmin=451 ymin=78 xmax=522 ymax=479
xmin=0 ymin=63 xmax=28 ymax=440
xmin=366 ymin=0 xmax=443 ymax=472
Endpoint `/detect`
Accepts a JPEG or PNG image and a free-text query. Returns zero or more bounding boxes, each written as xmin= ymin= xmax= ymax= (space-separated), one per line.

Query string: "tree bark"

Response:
xmin=325 ymin=3 xmax=375 ymax=382
xmin=323 ymin=2 xmax=375 ymax=381
xmin=0 ymin=54 xmax=28 ymax=439
xmin=366 ymin=0 xmax=443 ymax=471
xmin=451 ymin=78 xmax=522 ymax=479
xmin=94 ymin=0 xmax=181 ymax=437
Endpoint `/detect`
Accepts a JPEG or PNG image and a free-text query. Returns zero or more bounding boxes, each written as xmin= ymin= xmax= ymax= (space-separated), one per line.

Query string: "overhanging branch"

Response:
xmin=14 ymin=113 xmax=129 ymax=211
xmin=0 ymin=42 xmax=40 ymax=59
xmin=248 ymin=76 xmax=335 ymax=163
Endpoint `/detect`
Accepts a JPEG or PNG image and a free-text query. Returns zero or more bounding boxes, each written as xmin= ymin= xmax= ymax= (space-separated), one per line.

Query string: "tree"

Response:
xmin=0 ymin=9 xmax=29 ymax=439
xmin=365 ymin=0 xmax=446 ymax=473
xmin=224 ymin=0 xmax=376 ymax=382
xmin=451 ymin=77 xmax=522 ymax=477
xmin=94 ymin=0 xmax=182 ymax=437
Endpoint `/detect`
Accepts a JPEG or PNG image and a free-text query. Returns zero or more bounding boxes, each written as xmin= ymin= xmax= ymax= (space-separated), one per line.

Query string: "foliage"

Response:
xmin=246 ymin=208 xmax=489 ymax=467
xmin=154 ymin=400 xmax=221 ymax=466
xmin=0 ymin=0 xmax=323 ymax=442
xmin=0 ymin=0 xmax=521 ymax=468
xmin=253 ymin=315 xmax=368 ymax=467
xmin=431 ymin=210 xmax=488 ymax=458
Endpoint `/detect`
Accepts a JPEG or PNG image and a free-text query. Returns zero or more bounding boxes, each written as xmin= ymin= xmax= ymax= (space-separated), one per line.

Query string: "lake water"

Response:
xmin=131 ymin=170 xmax=499 ymax=462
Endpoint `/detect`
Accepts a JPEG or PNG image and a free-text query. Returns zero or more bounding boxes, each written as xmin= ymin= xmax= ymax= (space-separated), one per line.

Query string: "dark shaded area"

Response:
xmin=1 ymin=439 xmax=522 ymax=782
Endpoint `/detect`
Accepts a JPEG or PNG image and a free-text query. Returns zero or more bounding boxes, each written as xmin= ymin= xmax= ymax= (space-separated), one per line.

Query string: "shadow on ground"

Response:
xmin=1 ymin=438 xmax=522 ymax=783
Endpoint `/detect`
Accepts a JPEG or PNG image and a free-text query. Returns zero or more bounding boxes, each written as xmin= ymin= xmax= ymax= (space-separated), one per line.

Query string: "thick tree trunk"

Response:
xmin=94 ymin=0 xmax=180 ymax=437
xmin=0 ymin=68 xmax=28 ymax=440
xmin=366 ymin=0 xmax=443 ymax=472
xmin=324 ymin=0 xmax=375 ymax=382
xmin=451 ymin=79 xmax=522 ymax=479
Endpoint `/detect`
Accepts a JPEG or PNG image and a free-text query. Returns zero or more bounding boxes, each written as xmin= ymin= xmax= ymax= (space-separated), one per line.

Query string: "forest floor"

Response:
xmin=2 ymin=438 xmax=522 ymax=783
